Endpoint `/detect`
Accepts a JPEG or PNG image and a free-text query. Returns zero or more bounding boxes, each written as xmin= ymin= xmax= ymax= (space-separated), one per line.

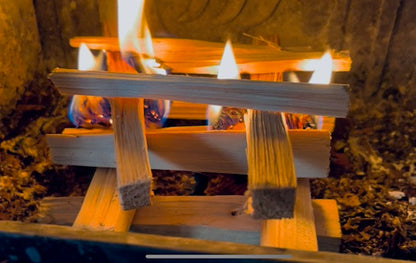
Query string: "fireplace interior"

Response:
xmin=0 ymin=0 xmax=415 ymax=261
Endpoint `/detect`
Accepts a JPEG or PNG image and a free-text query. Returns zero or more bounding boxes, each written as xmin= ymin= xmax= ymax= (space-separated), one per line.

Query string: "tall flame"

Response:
xmin=117 ymin=0 xmax=169 ymax=128
xmin=117 ymin=0 xmax=166 ymax=75
xmin=208 ymin=41 xmax=243 ymax=129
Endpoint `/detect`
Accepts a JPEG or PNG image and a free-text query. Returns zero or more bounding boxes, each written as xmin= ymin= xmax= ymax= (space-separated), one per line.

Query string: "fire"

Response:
xmin=117 ymin=0 xmax=169 ymax=127
xmin=68 ymin=43 xmax=111 ymax=128
xmin=208 ymin=40 xmax=245 ymax=130
xmin=117 ymin=0 xmax=166 ymax=75
xmin=310 ymin=51 xmax=333 ymax=129
xmin=78 ymin=43 xmax=96 ymax=70
xmin=217 ymin=40 xmax=240 ymax=80
xmin=309 ymin=52 xmax=333 ymax=84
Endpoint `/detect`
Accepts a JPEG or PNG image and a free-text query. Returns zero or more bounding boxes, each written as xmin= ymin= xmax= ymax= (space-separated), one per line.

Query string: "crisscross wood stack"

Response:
xmin=43 ymin=37 xmax=350 ymax=253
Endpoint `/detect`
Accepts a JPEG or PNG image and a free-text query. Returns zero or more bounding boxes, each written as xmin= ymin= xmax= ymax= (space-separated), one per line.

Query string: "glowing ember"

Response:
xmin=208 ymin=40 xmax=245 ymax=130
xmin=68 ymin=43 xmax=111 ymax=128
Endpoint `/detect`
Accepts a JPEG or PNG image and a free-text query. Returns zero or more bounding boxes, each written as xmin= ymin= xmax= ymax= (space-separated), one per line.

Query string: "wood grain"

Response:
xmin=111 ymin=98 xmax=152 ymax=210
xmin=46 ymin=127 xmax=331 ymax=178
xmin=73 ymin=168 xmax=135 ymax=231
xmin=260 ymin=179 xmax=318 ymax=251
xmin=49 ymin=69 xmax=350 ymax=117
xmin=37 ymin=195 xmax=341 ymax=252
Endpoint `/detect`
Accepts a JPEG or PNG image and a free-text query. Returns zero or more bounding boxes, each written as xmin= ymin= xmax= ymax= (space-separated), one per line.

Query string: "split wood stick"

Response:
xmin=245 ymin=110 xmax=297 ymax=219
xmin=260 ymin=178 xmax=318 ymax=251
xmin=46 ymin=127 xmax=331 ymax=178
xmin=49 ymin=69 xmax=350 ymax=117
xmin=69 ymin=37 xmax=352 ymax=74
xmin=73 ymin=168 xmax=135 ymax=231
xmin=37 ymin=195 xmax=341 ymax=252
xmin=111 ymin=98 xmax=152 ymax=209
xmin=106 ymin=51 xmax=152 ymax=210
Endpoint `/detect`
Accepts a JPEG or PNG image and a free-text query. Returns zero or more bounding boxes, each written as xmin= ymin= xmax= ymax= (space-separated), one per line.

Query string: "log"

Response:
xmin=260 ymin=179 xmax=317 ymax=251
xmin=49 ymin=69 xmax=350 ymax=117
xmin=73 ymin=168 xmax=135 ymax=231
xmin=69 ymin=37 xmax=352 ymax=74
xmin=46 ymin=127 xmax=331 ymax=178
xmin=245 ymin=110 xmax=297 ymax=219
xmin=36 ymin=195 xmax=341 ymax=252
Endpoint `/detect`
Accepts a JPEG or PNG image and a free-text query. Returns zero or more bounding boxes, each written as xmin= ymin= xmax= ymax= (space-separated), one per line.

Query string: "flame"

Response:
xmin=78 ymin=43 xmax=96 ymax=70
xmin=69 ymin=44 xmax=111 ymax=128
xmin=217 ymin=40 xmax=240 ymax=80
xmin=208 ymin=41 xmax=242 ymax=129
xmin=117 ymin=0 xmax=169 ymax=127
xmin=309 ymin=52 xmax=333 ymax=129
xmin=117 ymin=0 xmax=144 ymax=53
xmin=309 ymin=52 xmax=333 ymax=84
xmin=117 ymin=0 xmax=166 ymax=75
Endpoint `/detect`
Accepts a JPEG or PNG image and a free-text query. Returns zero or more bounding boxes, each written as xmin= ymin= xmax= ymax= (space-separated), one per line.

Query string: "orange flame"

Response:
xmin=208 ymin=41 xmax=242 ymax=129
xmin=117 ymin=0 xmax=166 ymax=75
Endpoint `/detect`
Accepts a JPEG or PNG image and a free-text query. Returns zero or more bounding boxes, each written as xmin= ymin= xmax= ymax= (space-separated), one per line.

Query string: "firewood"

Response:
xmin=69 ymin=37 xmax=352 ymax=74
xmin=49 ymin=69 xmax=350 ymax=117
xmin=105 ymin=50 xmax=153 ymax=210
xmin=46 ymin=127 xmax=331 ymax=178
xmin=37 ymin=195 xmax=341 ymax=252
xmin=73 ymin=168 xmax=135 ymax=231
xmin=260 ymin=179 xmax=317 ymax=251
xmin=245 ymin=110 xmax=297 ymax=219
xmin=111 ymin=98 xmax=152 ymax=209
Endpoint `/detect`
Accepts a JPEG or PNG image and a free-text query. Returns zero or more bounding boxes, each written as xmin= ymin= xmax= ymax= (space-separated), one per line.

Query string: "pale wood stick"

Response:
xmin=49 ymin=69 xmax=349 ymax=117
xmin=104 ymin=50 xmax=153 ymax=210
xmin=260 ymin=178 xmax=318 ymax=251
xmin=73 ymin=168 xmax=135 ymax=231
xmin=69 ymin=37 xmax=352 ymax=74
xmin=245 ymin=110 xmax=297 ymax=219
xmin=111 ymin=98 xmax=152 ymax=209
xmin=46 ymin=127 xmax=331 ymax=178
xmin=37 ymin=195 xmax=341 ymax=252
xmin=312 ymin=199 xmax=341 ymax=252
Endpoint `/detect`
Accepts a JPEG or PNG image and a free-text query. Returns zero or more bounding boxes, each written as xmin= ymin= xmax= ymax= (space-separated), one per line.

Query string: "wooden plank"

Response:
xmin=69 ymin=37 xmax=351 ymax=74
xmin=49 ymin=69 xmax=350 ymax=117
xmin=312 ymin=199 xmax=342 ymax=252
xmin=168 ymin=101 xmax=208 ymax=120
xmin=37 ymin=196 xmax=340 ymax=251
xmin=46 ymin=127 xmax=331 ymax=178
xmin=245 ymin=110 xmax=296 ymax=219
xmin=260 ymin=179 xmax=318 ymax=251
xmin=1 ymin=221 xmax=402 ymax=263
xmin=72 ymin=168 xmax=135 ymax=231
